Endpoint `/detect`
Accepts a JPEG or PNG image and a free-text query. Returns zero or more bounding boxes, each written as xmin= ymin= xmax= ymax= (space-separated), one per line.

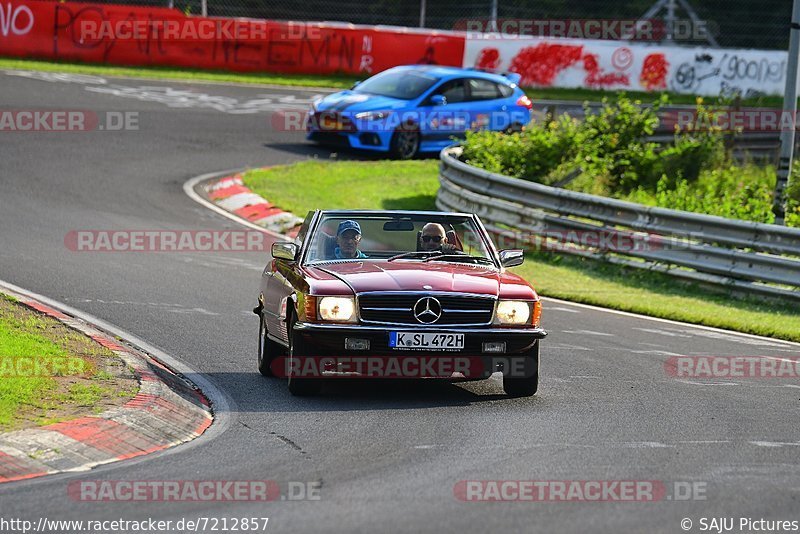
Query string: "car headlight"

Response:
xmin=354 ymin=110 xmax=393 ymax=120
xmin=494 ymin=300 xmax=532 ymax=325
xmin=318 ymin=296 xmax=357 ymax=323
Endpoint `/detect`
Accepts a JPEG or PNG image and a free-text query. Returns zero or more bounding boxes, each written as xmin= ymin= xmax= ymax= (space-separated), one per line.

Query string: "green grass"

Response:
xmin=0 ymin=303 xmax=69 ymax=427
xmin=242 ymin=160 xmax=800 ymax=342
xmin=513 ymin=252 xmax=800 ymax=341
xmin=0 ymin=296 xmax=136 ymax=430
xmin=0 ymin=58 xmax=359 ymax=90
xmin=0 ymin=57 xmax=786 ymax=107
xmin=244 ymin=160 xmax=440 ymax=215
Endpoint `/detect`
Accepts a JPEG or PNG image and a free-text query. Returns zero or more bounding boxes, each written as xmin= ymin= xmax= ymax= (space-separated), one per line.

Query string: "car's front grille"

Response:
xmin=358 ymin=293 xmax=495 ymax=326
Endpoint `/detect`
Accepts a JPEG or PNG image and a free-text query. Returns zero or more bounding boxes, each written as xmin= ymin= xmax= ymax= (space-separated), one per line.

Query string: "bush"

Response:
xmin=574 ymin=95 xmax=662 ymax=193
xmin=626 ymin=165 xmax=775 ymax=223
xmin=460 ymin=114 xmax=579 ymax=184
xmin=459 ymin=93 xmax=797 ymax=227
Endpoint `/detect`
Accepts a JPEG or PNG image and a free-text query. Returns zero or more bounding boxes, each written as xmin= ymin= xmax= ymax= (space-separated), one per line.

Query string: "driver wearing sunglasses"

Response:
xmin=419 ymin=222 xmax=460 ymax=254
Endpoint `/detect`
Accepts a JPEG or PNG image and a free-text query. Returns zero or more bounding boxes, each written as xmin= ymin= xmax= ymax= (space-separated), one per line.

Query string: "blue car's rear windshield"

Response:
xmin=353 ymin=70 xmax=439 ymax=100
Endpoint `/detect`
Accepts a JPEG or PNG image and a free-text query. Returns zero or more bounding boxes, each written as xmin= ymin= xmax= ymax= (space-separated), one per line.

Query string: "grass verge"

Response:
xmin=0 ymin=295 xmax=138 ymax=432
xmin=242 ymin=160 xmax=800 ymax=342
xmin=0 ymin=57 xmax=786 ymax=107
xmin=0 ymin=58 xmax=359 ymax=90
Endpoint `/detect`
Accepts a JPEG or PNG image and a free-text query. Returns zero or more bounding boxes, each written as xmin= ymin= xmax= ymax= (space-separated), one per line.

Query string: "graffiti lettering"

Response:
xmin=0 ymin=2 xmax=34 ymax=37
xmin=721 ymin=54 xmax=785 ymax=84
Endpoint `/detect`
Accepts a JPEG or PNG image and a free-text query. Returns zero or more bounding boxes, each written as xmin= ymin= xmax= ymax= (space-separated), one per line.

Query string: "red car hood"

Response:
xmin=311 ymin=261 xmax=502 ymax=295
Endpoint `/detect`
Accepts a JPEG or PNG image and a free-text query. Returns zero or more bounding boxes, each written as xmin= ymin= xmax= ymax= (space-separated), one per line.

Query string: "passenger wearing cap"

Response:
xmin=335 ymin=220 xmax=368 ymax=259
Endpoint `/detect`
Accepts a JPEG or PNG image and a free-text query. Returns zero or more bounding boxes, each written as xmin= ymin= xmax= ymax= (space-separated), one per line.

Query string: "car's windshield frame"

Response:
xmin=299 ymin=211 xmax=501 ymax=268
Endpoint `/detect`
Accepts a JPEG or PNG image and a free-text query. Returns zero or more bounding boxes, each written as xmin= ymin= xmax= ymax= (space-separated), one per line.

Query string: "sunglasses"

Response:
xmin=421 ymin=235 xmax=443 ymax=243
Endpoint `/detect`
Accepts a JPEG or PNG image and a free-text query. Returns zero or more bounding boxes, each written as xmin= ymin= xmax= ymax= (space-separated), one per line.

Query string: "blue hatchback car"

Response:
xmin=306 ymin=65 xmax=533 ymax=159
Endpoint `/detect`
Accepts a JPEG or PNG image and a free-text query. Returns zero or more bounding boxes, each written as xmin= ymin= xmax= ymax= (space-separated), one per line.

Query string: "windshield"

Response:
xmin=353 ymin=70 xmax=439 ymax=100
xmin=305 ymin=214 xmax=496 ymax=265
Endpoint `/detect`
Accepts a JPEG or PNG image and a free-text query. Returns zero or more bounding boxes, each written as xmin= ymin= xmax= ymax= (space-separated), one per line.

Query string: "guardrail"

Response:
xmin=437 ymin=146 xmax=800 ymax=302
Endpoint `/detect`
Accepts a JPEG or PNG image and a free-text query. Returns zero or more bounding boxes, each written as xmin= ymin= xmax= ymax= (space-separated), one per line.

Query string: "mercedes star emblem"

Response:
xmin=413 ymin=297 xmax=442 ymax=324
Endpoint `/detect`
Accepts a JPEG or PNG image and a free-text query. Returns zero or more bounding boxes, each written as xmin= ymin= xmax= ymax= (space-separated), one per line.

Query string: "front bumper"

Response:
xmin=307 ymin=130 xmax=393 ymax=151
xmin=291 ymin=323 xmax=545 ymax=379
xmin=294 ymin=322 xmax=546 ymax=355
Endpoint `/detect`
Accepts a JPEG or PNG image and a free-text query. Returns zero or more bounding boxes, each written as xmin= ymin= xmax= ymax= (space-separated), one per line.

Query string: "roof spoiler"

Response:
xmin=465 ymin=67 xmax=521 ymax=86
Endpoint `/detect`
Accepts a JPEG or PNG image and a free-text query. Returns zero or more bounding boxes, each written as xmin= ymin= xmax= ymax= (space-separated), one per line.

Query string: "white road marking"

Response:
xmin=546 ymin=306 xmax=581 ymax=313
xmin=85 ymin=84 xmax=318 ymax=114
xmin=547 ymin=344 xmax=593 ymax=351
xmin=676 ymin=440 xmax=731 ymax=444
xmin=561 ymin=330 xmax=614 ymax=336
xmin=633 ymin=328 xmax=692 ymax=338
xmin=64 ymin=297 xmax=220 ymax=315
xmin=621 ymin=442 xmax=672 ymax=448
xmin=681 ymin=329 xmax=788 ymax=347
xmin=675 ymin=380 xmax=739 ymax=386
xmin=750 ymin=441 xmax=800 ymax=448
xmin=166 ymin=308 xmax=219 ymax=316
xmin=630 ymin=350 xmax=685 ymax=356
xmin=541 ymin=296 xmax=800 ymax=347
xmin=4 ymin=70 xmax=108 ymax=85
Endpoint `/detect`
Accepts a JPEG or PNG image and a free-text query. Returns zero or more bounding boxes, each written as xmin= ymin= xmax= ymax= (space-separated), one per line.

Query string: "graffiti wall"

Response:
xmin=0 ymin=0 xmax=464 ymax=75
xmin=465 ymin=37 xmax=788 ymax=97
xmin=0 ymin=0 xmax=789 ymax=97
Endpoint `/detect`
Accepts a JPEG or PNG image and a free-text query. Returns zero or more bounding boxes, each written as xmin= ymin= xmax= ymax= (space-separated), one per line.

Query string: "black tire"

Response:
xmin=287 ymin=316 xmax=322 ymax=396
xmin=504 ymin=122 xmax=524 ymax=134
xmin=257 ymin=313 xmax=284 ymax=377
xmin=389 ymin=126 xmax=420 ymax=160
xmin=503 ymin=341 xmax=540 ymax=397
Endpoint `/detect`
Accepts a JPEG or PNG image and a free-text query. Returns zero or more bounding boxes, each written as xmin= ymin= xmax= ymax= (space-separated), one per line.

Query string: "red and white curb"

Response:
xmin=0 ymin=285 xmax=213 ymax=484
xmin=204 ymin=172 xmax=303 ymax=239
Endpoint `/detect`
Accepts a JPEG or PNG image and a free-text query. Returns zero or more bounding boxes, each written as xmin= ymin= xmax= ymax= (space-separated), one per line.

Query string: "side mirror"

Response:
xmin=430 ymin=94 xmax=447 ymax=106
xmin=499 ymin=249 xmax=524 ymax=267
xmin=272 ymin=242 xmax=298 ymax=261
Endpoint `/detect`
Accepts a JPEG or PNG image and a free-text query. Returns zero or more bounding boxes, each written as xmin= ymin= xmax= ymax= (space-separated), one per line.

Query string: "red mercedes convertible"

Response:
xmin=254 ymin=210 xmax=546 ymax=396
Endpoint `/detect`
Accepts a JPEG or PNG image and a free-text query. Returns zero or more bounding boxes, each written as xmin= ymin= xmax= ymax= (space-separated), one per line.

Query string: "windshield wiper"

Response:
xmin=421 ymin=254 xmax=494 ymax=265
xmin=386 ymin=250 xmax=443 ymax=262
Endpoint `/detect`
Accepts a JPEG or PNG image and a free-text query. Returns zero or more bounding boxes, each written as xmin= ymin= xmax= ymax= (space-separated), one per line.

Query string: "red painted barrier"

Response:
xmin=0 ymin=1 xmax=464 ymax=74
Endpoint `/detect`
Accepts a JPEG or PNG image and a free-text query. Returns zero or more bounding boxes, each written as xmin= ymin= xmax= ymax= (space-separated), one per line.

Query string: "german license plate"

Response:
xmin=389 ymin=332 xmax=465 ymax=350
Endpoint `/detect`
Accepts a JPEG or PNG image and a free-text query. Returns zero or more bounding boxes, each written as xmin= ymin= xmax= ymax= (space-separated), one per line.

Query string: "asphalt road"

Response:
xmin=1 ymin=69 xmax=799 ymax=534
